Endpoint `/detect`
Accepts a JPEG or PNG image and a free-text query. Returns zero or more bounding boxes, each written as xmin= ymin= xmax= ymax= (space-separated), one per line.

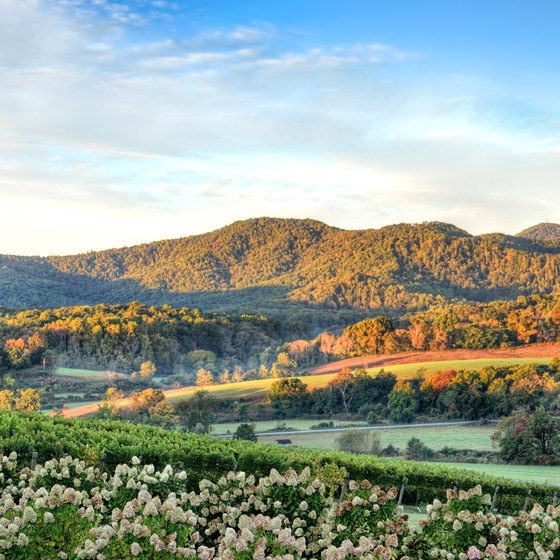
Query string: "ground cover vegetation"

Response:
xmin=0 ymin=451 xmax=559 ymax=559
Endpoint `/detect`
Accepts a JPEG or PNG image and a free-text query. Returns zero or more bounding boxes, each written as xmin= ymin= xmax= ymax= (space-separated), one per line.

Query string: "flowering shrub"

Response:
xmin=0 ymin=453 xmax=557 ymax=560
xmin=406 ymin=485 xmax=560 ymax=559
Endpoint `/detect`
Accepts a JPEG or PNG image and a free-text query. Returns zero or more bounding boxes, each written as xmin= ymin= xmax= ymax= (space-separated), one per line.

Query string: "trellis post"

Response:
xmin=523 ymin=490 xmax=532 ymax=512
xmin=397 ymin=477 xmax=407 ymax=507
xmin=338 ymin=472 xmax=350 ymax=502
xmin=490 ymin=486 xmax=500 ymax=513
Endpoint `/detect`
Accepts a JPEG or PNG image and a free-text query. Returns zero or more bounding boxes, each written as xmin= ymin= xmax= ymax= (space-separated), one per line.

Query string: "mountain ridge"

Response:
xmin=1 ymin=217 xmax=560 ymax=323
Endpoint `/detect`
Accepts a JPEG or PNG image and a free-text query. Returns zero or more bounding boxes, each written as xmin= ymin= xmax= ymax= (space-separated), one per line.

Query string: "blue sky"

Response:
xmin=1 ymin=0 xmax=560 ymax=255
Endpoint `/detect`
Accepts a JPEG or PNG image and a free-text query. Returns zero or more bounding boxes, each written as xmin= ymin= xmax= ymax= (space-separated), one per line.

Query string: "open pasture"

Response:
xmin=55 ymin=367 xmax=126 ymax=381
xmin=211 ymin=419 xmax=367 ymax=435
xmin=257 ymin=423 xmax=497 ymax=451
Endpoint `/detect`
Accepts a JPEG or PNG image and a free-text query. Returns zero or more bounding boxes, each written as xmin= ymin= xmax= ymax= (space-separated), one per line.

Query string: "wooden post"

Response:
xmin=553 ymin=492 xmax=558 ymax=507
xmin=523 ymin=490 xmax=532 ymax=512
xmin=397 ymin=477 xmax=407 ymax=507
xmin=338 ymin=473 xmax=350 ymax=502
xmin=30 ymin=451 xmax=38 ymax=470
xmin=99 ymin=452 xmax=107 ymax=474
xmin=490 ymin=486 xmax=500 ymax=513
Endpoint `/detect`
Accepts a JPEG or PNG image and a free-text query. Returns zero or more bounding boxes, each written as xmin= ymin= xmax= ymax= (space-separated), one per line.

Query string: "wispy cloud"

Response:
xmin=1 ymin=0 xmax=559 ymax=254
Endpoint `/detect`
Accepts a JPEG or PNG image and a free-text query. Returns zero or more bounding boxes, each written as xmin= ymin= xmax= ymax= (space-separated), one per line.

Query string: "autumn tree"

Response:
xmin=270 ymin=352 xmax=298 ymax=378
xmin=343 ymin=316 xmax=394 ymax=356
xmin=139 ymin=360 xmax=157 ymax=378
xmin=14 ymin=388 xmax=41 ymax=412
xmin=129 ymin=388 xmax=165 ymax=414
xmin=196 ymin=368 xmax=215 ymax=386
xmin=0 ymin=390 xmax=13 ymax=410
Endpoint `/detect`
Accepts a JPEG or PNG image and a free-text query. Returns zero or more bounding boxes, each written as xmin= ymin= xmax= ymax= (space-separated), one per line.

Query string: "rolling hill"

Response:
xmin=517 ymin=222 xmax=560 ymax=243
xmin=3 ymin=218 xmax=560 ymax=323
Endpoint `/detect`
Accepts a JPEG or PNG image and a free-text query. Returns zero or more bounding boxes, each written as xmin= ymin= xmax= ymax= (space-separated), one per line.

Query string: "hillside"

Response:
xmin=2 ymin=218 xmax=560 ymax=322
xmin=517 ymin=222 xmax=560 ymax=243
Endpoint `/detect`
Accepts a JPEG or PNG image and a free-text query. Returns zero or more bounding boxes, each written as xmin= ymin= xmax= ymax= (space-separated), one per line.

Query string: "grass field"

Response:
xmin=256 ymin=423 xmax=497 ymax=451
xmin=442 ymin=462 xmax=560 ymax=486
xmin=55 ymin=368 xmax=126 ymax=381
xmin=364 ymin=357 xmax=554 ymax=378
xmin=211 ymin=419 xmax=367 ymax=435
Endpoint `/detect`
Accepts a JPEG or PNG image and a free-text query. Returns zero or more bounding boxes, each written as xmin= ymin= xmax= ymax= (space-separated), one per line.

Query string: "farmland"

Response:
xmin=254 ymin=422 xmax=497 ymax=452
xmin=61 ymin=355 xmax=557 ymax=417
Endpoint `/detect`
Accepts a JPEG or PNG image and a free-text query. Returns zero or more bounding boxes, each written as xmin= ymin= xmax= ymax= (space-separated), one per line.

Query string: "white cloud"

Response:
xmin=1 ymin=0 xmax=560 ymax=254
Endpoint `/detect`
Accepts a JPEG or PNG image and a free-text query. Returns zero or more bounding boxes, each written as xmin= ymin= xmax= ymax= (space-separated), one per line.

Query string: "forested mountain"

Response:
xmin=517 ymin=222 xmax=560 ymax=243
xmin=2 ymin=218 xmax=560 ymax=324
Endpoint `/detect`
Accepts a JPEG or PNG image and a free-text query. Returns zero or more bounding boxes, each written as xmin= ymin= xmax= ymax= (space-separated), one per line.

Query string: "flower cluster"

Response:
xmin=0 ymin=453 xmax=557 ymax=560
xmin=407 ymin=485 xmax=560 ymax=559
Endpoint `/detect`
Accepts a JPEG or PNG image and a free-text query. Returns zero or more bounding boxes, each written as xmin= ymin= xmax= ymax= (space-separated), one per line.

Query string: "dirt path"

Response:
xmin=306 ymin=342 xmax=560 ymax=375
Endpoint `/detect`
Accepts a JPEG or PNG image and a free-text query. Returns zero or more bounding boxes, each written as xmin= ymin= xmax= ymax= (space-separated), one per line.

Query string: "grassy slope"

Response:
xmin=161 ymin=357 xmax=555 ymax=402
xmin=62 ymin=356 xmax=556 ymax=418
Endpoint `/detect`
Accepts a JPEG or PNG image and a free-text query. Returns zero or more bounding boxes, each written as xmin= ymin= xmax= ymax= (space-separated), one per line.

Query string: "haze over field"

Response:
xmin=2 ymin=1 xmax=560 ymax=254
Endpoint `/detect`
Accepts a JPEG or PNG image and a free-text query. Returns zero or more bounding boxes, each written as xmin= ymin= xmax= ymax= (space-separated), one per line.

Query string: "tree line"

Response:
xmin=285 ymin=294 xmax=560 ymax=366
xmin=268 ymin=361 xmax=560 ymax=423
xmin=0 ymin=302 xmax=305 ymax=375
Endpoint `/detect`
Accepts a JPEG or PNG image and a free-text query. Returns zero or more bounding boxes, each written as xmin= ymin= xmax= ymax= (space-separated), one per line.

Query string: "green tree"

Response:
xmin=329 ymin=368 xmax=359 ymax=415
xmin=388 ymin=381 xmax=417 ymax=423
xmin=148 ymin=400 xmax=178 ymax=428
xmin=406 ymin=437 xmax=434 ymax=460
xmin=494 ymin=407 xmax=560 ymax=464
xmin=234 ymin=423 xmax=258 ymax=442
xmin=175 ymin=390 xmax=217 ymax=433
xmin=269 ymin=378 xmax=308 ymax=417
xmin=336 ymin=429 xmax=381 ymax=455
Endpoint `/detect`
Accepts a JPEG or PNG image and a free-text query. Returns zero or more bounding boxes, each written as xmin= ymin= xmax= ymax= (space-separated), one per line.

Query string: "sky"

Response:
xmin=1 ymin=0 xmax=560 ymax=255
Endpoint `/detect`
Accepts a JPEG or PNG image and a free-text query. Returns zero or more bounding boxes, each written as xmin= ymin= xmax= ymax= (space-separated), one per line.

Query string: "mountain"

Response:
xmin=2 ymin=218 xmax=560 ymax=324
xmin=517 ymin=223 xmax=560 ymax=243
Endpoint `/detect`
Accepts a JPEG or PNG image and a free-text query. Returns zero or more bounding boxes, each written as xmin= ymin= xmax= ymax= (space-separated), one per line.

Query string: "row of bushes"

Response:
xmin=0 ymin=413 xmax=555 ymax=514
xmin=2 ymin=453 xmax=559 ymax=559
